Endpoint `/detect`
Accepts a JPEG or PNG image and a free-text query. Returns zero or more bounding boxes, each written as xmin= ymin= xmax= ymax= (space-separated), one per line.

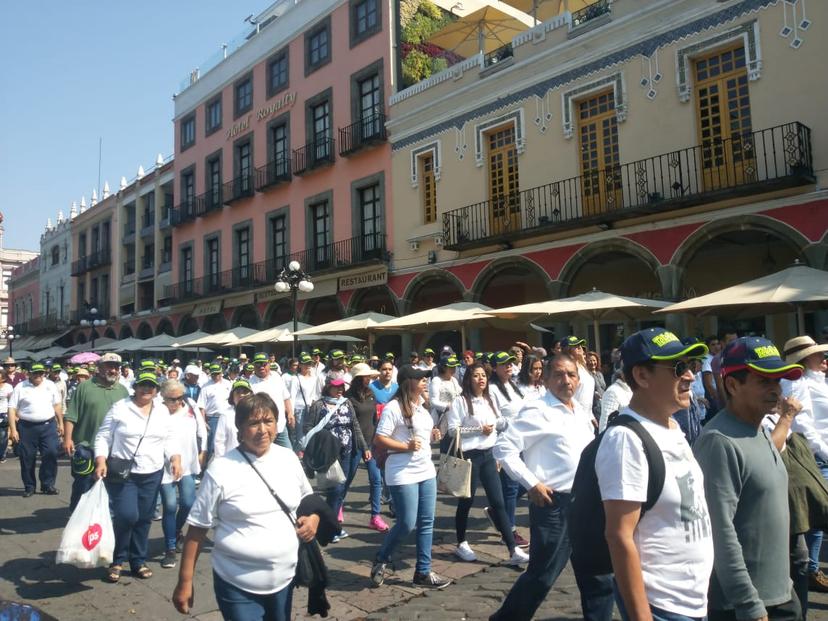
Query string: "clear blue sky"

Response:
xmin=0 ymin=1 xmax=268 ymax=251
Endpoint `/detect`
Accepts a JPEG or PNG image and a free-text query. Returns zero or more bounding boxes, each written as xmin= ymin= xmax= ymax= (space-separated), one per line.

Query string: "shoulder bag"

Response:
xmin=437 ymin=431 xmax=472 ymax=498
xmin=237 ymin=448 xmax=326 ymax=588
xmin=106 ymin=405 xmax=153 ymax=484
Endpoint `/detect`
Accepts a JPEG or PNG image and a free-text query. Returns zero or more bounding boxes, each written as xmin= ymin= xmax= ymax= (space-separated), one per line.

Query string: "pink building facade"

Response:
xmin=167 ymin=0 xmax=395 ymax=335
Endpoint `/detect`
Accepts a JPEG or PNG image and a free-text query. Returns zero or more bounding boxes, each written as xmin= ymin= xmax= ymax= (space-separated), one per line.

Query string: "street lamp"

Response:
xmin=1 ymin=325 xmax=16 ymax=357
xmin=80 ymin=307 xmax=107 ymax=350
xmin=273 ymin=260 xmax=314 ymax=358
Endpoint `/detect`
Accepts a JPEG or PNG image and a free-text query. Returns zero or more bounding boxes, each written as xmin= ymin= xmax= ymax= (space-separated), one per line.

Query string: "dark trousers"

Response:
xmin=17 ymin=418 xmax=59 ymax=491
xmin=0 ymin=416 xmax=9 ymax=458
xmin=456 ymin=448 xmax=515 ymax=551
xmin=491 ymin=493 xmax=614 ymax=621
xmin=709 ymin=587 xmax=802 ymax=621
xmin=70 ymin=471 xmax=96 ymax=512
xmin=500 ymin=466 xmax=527 ymax=530
xmin=213 ymin=570 xmax=293 ymax=621
xmin=106 ymin=469 xmax=163 ymax=571
xmin=791 ymin=533 xmax=809 ymax=619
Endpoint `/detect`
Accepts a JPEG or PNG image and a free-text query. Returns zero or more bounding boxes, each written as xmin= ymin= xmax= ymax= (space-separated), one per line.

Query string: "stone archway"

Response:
xmin=156 ymin=318 xmax=175 ymax=336
xmin=104 ymin=327 xmax=117 ymax=340
xmin=119 ymin=325 xmax=134 ymax=340
xmin=232 ymin=305 xmax=260 ymax=329
xmin=202 ymin=314 xmax=227 ymax=334
xmin=303 ymin=297 xmax=344 ymax=326
xmin=178 ymin=315 xmax=199 ymax=336
xmin=264 ymin=301 xmax=293 ymax=328
xmin=403 ymin=269 xmax=465 ymax=313
xmin=136 ymin=322 xmax=153 ymax=340
xmin=347 ymin=286 xmax=399 ymax=317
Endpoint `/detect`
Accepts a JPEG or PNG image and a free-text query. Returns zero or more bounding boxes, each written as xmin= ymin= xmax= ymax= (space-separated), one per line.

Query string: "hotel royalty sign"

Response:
xmin=225 ymin=92 xmax=297 ymax=141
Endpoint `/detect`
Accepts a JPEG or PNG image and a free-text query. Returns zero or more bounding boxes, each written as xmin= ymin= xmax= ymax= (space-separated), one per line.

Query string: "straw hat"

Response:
xmin=783 ymin=336 xmax=828 ymax=364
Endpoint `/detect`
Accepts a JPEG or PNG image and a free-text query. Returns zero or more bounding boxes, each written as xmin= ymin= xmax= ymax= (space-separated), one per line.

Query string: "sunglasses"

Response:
xmin=163 ymin=395 xmax=185 ymax=403
xmin=652 ymin=360 xmax=691 ymax=377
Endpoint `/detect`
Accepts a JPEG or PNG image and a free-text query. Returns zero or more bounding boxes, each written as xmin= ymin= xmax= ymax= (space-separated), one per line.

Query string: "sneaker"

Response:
xmin=454 ymin=541 xmax=477 ymax=562
xmin=413 ymin=571 xmax=452 ymax=589
xmin=22 ymin=488 xmax=34 ymax=498
xmin=42 ymin=487 xmax=59 ymax=495
xmin=153 ymin=508 xmax=162 ymax=521
xmin=337 ymin=506 xmax=344 ymax=523
xmin=506 ymin=547 xmax=530 ymax=566
xmin=369 ymin=514 xmax=390 ymax=532
xmin=160 ymin=550 xmax=177 ymax=569
xmin=513 ymin=530 xmax=530 ymax=548
xmin=331 ymin=529 xmax=349 ymax=543
xmin=370 ymin=560 xmax=388 ymax=587
xmin=809 ymin=570 xmax=828 ymax=592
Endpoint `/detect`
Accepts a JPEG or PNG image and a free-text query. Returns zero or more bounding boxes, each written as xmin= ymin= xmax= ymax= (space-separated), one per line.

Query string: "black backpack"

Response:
xmin=568 ymin=414 xmax=666 ymax=577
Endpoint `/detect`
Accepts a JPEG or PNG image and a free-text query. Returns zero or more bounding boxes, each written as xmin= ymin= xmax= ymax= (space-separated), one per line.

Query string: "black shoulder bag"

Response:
xmin=107 ymin=405 xmax=153 ymax=484
xmin=237 ymin=448 xmax=327 ymax=588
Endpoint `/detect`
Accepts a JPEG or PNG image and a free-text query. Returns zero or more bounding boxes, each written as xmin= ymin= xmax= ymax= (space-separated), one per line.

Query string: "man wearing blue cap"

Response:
xmin=596 ymin=328 xmax=713 ymax=620
xmin=695 ymin=337 xmax=805 ymax=621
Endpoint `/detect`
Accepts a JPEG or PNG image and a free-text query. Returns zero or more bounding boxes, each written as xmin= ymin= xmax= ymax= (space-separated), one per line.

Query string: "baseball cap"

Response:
xmin=561 ymin=335 xmax=587 ymax=348
xmin=231 ymin=378 xmax=252 ymax=392
xmin=621 ymin=327 xmax=708 ymax=369
xmin=134 ymin=371 xmax=159 ymax=387
xmin=51 ymin=364 xmax=62 ymax=371
xmin=253 ymin=353 xmax=268 ymax=364
xmin=329 ymin=349 xmax=345 ymax=360
xmin=209 ymin=363 xmax=222 ymax=374
xmin=184 ymin=364 xmax=200 ymax=376
xmin=121 ymin=361 xmax=131 ymax=368
xmin=474 ymin=352 xmax=484 ymax=360
xmin=441 ymin=354 xmax=461 ymax=368
xmin=492 ymin=351 xmax=516 ymax=366
xmin=269 ymin=362 xmax=279 ymax=370
xmin=299 ymin=352 xmax=313 ymax=364
xmin=409 ymin=350 xmax=419 ymax=358
xmin=100 ymin=352 xmax=122 ymax=364
xmin=397 ymin=364 xmax=431 ymax=383
xmin=312 ymin=348 xmax=323 ymax=356
xmin=30 ymin=363 xmax=46 ymax=373
xmin=424 ymin=348 xmax=435 ymax=356
xmin=384 ymin=352 xmax=395 ymax=360
xmin=139 ymin=359 xmax=156 ymax=370
xmin=721 ymin=337 xmax=804 ymax=380
xmin=327 ymin=376 xmax=346 ymax=386
xmin=350 ymin=354 xmax=365 ymax=363
xmin=76 ymin=367 xmax=90 ymax=378
xmin=244 ymin=363 xmax=255 ymax=371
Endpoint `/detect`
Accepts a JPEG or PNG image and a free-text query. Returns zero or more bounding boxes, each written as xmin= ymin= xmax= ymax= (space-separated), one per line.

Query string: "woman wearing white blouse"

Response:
xmin=94 ymin=371 xmax=182 ymax=583
xmin=446 ymin=363 xmax=529 ymax=566
xmin=517 ymin=354 xmax=547 ymax=402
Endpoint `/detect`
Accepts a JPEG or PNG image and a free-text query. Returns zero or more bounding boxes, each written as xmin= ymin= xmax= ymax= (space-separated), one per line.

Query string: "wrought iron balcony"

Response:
xmin=223 ymin=175 xmax=255 ymax=205
xmin=71 ymin=247 xmax=112 ymax=275
xmin=17 ymin=314 xmax=68 ymax=335
xmin=196 ymin=187 xmax=224 ymax=216
xmin=571 ymin=0 xmax=611 ymax=28
xmin=172 ymin=197 xmax=200 ymax=226
xmin=255 ymin=158 xmax=291 ymax=191
xmin=483 ymin=44 xmax=513 ymax=69
xmin=293 ymin=138 xmax=335 ymax=175
xmin=442 ymin=122 xmax=814 ymax=250
xmin=140 ymin=213 xmax=155 ymax=238
xmin=163 ymin=233 xmax=387 ymax=304
xmin=339 ymin=113 xmax=387 ymax=156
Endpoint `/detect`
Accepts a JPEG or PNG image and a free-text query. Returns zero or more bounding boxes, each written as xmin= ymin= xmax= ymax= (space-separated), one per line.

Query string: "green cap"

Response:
xmin=253 ymin=353 xmax=268 ymax=364
xmin=232 ymin=378 xmax=252 ymax=392
xmin=492 ymin=351 xmax=516 ymax=366
xmin=209 ymin=363 xmax=222 ymax=373
xmin=30 ymin=363 xmax=46 ymax=373
xmin=134 ymin=371 xmax=159 ymax=387
xmin=424 ymin=348 xmax=435 ymax=356
xmin=244 ymin=363 xmax=255 ymax=371
xmin=51 ymin=364 xmax=62 ymax=371
xmin=443 ymin=355 xmax=461 ymax=368
xmin=384 ymin=352 xmax=395 ymax=360
xmin=312 ymin=348 xmax=323 ymax=356
xmin=140 ymin=359 xmax=156 ymax=369
xmin=350 ymin=354 xmax=364 ymax=363
xmin=299 ymin=352 xmax=313 ymax=364
xmin=329 ymin=349 xmax=345 ymax=360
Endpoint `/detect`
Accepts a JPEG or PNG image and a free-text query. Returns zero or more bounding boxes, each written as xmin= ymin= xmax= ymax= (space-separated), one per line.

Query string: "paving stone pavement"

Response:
xmin=2 ymin=453 xmax=828 ymax=620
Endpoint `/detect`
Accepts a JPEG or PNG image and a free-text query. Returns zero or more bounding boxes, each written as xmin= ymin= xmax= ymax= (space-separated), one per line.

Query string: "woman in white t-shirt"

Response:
xmin=369 ymin=365 xmax=450 ymax=590
xmin=428 ymin=356 xmax=462 ymax=431
xmin=173 ymin=393 xmax=320 ymax=621
xmin=0 ymin=370 xmax=12 ymax=462
xmin=158 ymin=380 xmax=207 ymax=570
xmin=446 ymin=363 xmax=529 ymax=566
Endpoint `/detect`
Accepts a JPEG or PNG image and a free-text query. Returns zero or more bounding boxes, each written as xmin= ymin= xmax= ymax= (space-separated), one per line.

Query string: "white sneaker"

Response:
xmin=454 ymin=541 xmax=477 ymax=562
xmin=506 ymin=546 xmax=530 ymax=566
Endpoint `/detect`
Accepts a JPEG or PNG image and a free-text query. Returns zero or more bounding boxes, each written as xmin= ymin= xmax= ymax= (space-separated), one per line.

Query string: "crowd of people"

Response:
xmin=1 ymin=326 xmax=827 ymax=621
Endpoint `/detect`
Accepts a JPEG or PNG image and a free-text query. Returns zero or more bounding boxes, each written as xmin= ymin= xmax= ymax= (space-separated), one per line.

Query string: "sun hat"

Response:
xmin=721 ymin=337 xmax=803 ymax=380
xmin=621 ymin=327 xmax=708 ymax=369
xmin=783 ymin=336 xmax=828 ymax=364
xmin=351 ymin=362 xmax=379 ymax=379
xmin=3 ymin=357 xmax=15 ymax=365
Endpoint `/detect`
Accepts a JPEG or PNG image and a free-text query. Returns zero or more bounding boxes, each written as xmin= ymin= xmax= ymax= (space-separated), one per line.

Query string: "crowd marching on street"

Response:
xmin=1 ymin=325 xmax=828 ymax=621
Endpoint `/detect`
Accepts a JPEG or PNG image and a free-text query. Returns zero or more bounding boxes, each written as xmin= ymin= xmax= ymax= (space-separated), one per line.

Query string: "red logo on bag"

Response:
xmin=82 ymin=524 xmax=102 ymax=550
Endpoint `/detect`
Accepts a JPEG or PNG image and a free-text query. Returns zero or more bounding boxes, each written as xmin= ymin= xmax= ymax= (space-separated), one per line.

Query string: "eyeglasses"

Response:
xmin=163 ymin=395 xmax=185 ymax=403
xmin=652 ymin=360 xmax=691 ymax=378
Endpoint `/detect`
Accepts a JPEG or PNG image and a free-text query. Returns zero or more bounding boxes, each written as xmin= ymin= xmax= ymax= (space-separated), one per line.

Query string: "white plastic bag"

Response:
xmin=56 ymin=479 xmax=114 ymax=568
xmin=315 ymin=460 xmax=346 ymax=490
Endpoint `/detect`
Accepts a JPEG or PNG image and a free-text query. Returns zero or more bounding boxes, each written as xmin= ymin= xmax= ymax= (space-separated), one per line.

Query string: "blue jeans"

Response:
xmin=106 ymin=469 xmax=163 ymax=571
xmin=500 ymin=466 xmax=527 ymax=530
xmin=275 ymin=429 xmax=291 ymax=450
xmin=213 ymin=570 xmax=293 ymax=621
xmin=377 ymin=477 xmax=437 ymax=574
xmin=205 ymin=415 xmax=220 ymax=465
xmin=160 ymin=475 xmax=196 ymax=551
xmin=492 ymin=493 xmax=615 ymax=621
xmin=17 ymin=418 xmax=59 ymax=491
xmin=289 ymin=406 xmax=306 ymax=451
xmin=0 ymin=416 xmax=9 ymax=458
xmin=325 ymin=450 xmax=361 ymax=520
xmin=806 ymin=460 xmax=828 ymax=573
xmin=365 ymin=457 xmax=383 ymax=516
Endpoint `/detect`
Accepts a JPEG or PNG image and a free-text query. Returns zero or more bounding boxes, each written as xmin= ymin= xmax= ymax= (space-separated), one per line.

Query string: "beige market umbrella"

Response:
xmin=500 ymin=0 xmax=592 ymax=23
xmin=291 ymin=312 xmax=396 ymax=355
xmin=231 ymin=326 xmax=290 ymax=347
xmin=654 ymin=262 xmax=828 ymax=332
xmin=184 ymin=327 xmax=259 ymax=348
xmin=96 ymin=337 xmax=148 ymax=352
xmin=171 ymin=330 xmax=212 ymax=348
xmin=479 ymin=288 xmax=672 ymax=354
xmin=67 ymin=337 xmax=117 ymax=353
xmin=427 ymin=5 xmax=534 ymax=58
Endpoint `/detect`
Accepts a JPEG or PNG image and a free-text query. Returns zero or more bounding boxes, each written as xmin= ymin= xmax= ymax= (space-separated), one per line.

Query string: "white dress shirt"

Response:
xmin=10 ymin=380 xmax=60 ymax=422
xmin=574 ymin=364 xmax=595 ymax=413
xmin=789 ymin=369 xmax=828 ymax=461
xmin=493 ymin=392 xmax=595 ymax=492
xmin=94 ymin=398 xmax=181 ymax=474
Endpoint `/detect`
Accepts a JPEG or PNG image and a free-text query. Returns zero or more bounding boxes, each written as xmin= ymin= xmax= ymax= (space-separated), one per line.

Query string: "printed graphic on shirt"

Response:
xmin=675 ymin=466 xmax=710 ymax=543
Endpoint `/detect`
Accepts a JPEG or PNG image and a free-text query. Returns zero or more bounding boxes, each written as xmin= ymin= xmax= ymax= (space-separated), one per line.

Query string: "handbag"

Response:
xmin=437 ymin=432 xmax=472 ymax=498
xmin=106 ymin=405 xmax=153 ymax=484
xmin=237 ymin=448 xmax=326 ymax=588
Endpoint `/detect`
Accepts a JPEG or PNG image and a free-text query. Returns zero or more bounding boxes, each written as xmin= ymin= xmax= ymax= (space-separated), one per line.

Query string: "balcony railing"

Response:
xmin=442 ymin=122 xmax=814 ymax=250
xmin=70 ymin=247 xmax=112 ymax=276
xmin=483 ymin=44 xmax=513 ymax=69
xmin=69 ymin=304 xmax=111 ymax=325
xmin=16 ymin=314 xmax=68 ymax=335
xmin=123 ymin=261 xmax=136 ymax=277
xmin=293 ymin=138 xmax=335 ymax=175
xmin=164 ymin=233 xmax=387 ymax=303
xmin=195 ymin=187 xmax=224 ymax=217
xmin=223 ymin=174 xmax=255 ymax=205
xmin=172 ymin=196 xmax=200 ymax=226
xmin=140 ymin=213 xmax=155 ymax=238
xmin=255 ymin=158 xmax=291 ymax=191
xmin=571 ymin=0 xmax=611 ymax=28
xmin=339 ymin=113 xmax=387 ymax=156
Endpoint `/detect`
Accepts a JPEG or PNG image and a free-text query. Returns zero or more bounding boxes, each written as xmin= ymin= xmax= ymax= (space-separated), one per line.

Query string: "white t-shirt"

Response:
xmin=285 ymin=373 xmax=324 ymax=411
xmin=10 ymin=380 xmax=60 ymax=422
xmin=595 ymin=407 xmax=714 ymax=617
xmin=447 ymin=395 xmax=499 ymax=452
xmin=187 ymin=446 xmax=313 ymax=594
xmin=249 ymin=373 xmax=291 ymax=433
xmin=375 ymin=399 xmax=436 ymax=486
xmin=163 ymin=398 xmax=207 ymax=484
xmin=518 ymin=382 xmax=546 ymax=402
xmin=213 ymin=409 xmax=239 ymax=459
xmin=0 ymin=382 xmax=15 ymax=413
xmin=574 ymin=364 xmax=595 ymax=413
xmin=197 ymin=378 xmax=233 ymax=418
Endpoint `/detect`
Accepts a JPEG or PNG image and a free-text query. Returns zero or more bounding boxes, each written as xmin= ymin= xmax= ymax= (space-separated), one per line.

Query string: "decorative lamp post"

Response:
xmin=273 ymin=261 xmax=314 ymax=358
xmin=2 ymin=325 xmax=16 ymax=357
xmin=80 ymin=307 xmax=107 ymax=351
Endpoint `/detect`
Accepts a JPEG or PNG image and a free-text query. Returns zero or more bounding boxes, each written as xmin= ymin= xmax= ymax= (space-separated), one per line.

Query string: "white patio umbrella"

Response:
xmin=479 ymin=288 xmax=672 ymax=354
xmin=184 ymin=327 xmax=259 ymax=348
xmin=35 ymin=345 xmax=71 ymax=359
xmin=171 ymin=330 xmax=212 ymax=348
xmin=654 ymin=262 xmax=828 ymax=332
xmin=67 ymin=337 xmax=117 ymax=353
xmin=292 ymin=311 xmax=396 ymax=354
xmin=230 ymin=326 xmax=290 ymax=347
xmin=96 ymin=337 xmax=145 ymax=352
xmin=427 ymin=4 xmax=534 ymax=58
